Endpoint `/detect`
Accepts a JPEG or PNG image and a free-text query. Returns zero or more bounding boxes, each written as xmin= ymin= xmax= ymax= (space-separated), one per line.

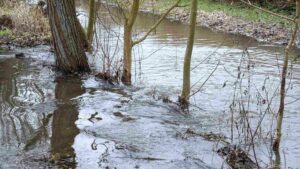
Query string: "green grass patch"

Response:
xmin=155 ymin=0 xmax=293 ymax=28
xmin=0 ymin=29 xmax=12 ymax=37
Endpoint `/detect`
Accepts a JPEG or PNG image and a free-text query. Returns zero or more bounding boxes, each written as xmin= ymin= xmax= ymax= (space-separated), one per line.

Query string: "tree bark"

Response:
xmin=122 ymin=24 xmax=134 ymax=85
xmin=180 ymin=0 xmax=198 ymax=106
xmin=87 ymin=0 xmax=96 ymax=46
xmin=121 ymin=0 xmax=180 ymax=85
xmin=47 ymin=0 xmax=90 ymax=73
xmin=121 ymin=0 xmax=139 ymax=85
xmin=76 ymin=17 xmax=90 ymax=51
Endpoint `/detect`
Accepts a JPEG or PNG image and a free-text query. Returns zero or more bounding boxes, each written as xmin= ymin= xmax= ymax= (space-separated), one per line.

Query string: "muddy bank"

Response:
xmin=139 ymin=1 xmax=297 ymax=47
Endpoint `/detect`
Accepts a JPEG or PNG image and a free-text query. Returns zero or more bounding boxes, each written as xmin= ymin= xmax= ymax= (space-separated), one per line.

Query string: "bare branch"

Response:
xmin=132 ymin=0 xmax=182 ymax=46
xmin=188 ymin=61 xmax=220 ymax=98
xmin=273 ymin=0 xmax=300 ymax=151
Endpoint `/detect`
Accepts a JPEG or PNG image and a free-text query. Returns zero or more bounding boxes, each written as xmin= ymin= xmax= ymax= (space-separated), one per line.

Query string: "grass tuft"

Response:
xmin=0 ymin=29 xmax=12 ymax=37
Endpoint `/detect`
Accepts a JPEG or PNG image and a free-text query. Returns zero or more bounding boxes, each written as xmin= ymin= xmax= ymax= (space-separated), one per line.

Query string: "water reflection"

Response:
xmin=0 ymin=58 xmax=27 ymax=145
xmin=0 ymin=54 xmax=85 ymax=167
xmin=51 ymin=76 xmax=84 ymax=165
xmin=0 ymin=56 xmax=56 ymax=168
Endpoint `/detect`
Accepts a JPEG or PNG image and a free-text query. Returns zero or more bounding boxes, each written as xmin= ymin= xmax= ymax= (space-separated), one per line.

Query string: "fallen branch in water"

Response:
xmin=188 ymin=60 xmax=220 ymax=98
xmin=176 ymin=128 xmax=230 ymax=144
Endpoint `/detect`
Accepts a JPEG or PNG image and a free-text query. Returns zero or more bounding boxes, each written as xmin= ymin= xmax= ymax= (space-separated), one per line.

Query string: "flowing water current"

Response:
xmin=0 ymin=1 xmax=300 ymax=168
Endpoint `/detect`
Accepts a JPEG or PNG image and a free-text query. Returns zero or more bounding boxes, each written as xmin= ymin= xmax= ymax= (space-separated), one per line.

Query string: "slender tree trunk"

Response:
xmin=47 ymin=0 xmax=90 ymax=73
xmin=122 ymin=24 xmax=133 ymax=84
xmin=180 ymin=0 xmax=198 ymax=106
xmin=76 ymin=18 xmax=90 ymax=50
xmin=75 ymin=0 xmax=89 ymax=51
xmin=120 ymin=0 xmax=180 ymax=85
xmin=273 ymin=0 xmax=300 ymax=152
xmin=87 ymin=0 xmax=96 ymax=45
xmin=121 ymin=0 xmax=139 ymax=85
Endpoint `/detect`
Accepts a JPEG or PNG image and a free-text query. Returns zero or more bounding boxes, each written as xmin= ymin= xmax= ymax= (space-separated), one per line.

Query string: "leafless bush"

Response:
xmin=0 ymin=1 xmax=50 ymax=45
xmin=93 ymin=4 xmax=123 ymax=83
xmin=226 ymin=48 xmax=292 ymax=168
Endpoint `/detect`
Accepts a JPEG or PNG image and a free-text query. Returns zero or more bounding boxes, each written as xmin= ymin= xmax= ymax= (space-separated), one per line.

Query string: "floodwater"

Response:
xmin=0 ymin=1 xmax=300 ymax=169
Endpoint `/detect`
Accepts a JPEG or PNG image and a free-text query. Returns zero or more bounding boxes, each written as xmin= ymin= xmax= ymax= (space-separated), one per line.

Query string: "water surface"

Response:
xmin=0 ymin=1 xmax=300 ymax=168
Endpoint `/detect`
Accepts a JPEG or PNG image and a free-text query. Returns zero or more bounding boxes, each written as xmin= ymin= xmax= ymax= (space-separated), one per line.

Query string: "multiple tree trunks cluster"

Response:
xmin=45 ymin=0 xmax=298 ymax=162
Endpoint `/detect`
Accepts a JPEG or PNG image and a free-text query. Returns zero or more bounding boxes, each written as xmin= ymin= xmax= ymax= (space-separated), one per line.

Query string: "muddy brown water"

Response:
xmin=1 ymin=2 xmax=300 ymax=169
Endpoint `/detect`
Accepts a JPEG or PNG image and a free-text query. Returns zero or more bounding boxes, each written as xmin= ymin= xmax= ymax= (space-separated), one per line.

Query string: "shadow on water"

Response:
xmin=0 ymin=58 xmax=24 ymax=145
xmin=0 ymin=49 xmax=299 ymax=168
xmin=0 ymin=54 xmax=221 ymax=168
xmin=50 ymin=76 xmax=84 ymax=166
xmin=0 ymin=57 xmax=48 ymax=168
xmin=0 ymin=56 xmax=83 ymax=168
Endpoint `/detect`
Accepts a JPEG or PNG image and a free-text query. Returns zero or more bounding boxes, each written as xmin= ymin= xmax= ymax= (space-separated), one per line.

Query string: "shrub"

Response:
xmin=0 ymin=1 xmax=50 ymax=46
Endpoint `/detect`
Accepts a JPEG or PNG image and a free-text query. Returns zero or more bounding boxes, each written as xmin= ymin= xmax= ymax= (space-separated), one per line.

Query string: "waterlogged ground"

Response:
xmin=0 ymin=1 xmax=300 ymax=169
xmin=0 ymin=49 xmax=225 ymax=168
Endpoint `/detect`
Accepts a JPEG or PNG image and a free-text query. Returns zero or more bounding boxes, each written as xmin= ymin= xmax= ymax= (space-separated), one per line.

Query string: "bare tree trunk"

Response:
xmin=121 ymin=0 xmax=139 ymax=85
xmin=76 ymin=18 xmax=90 ymax=50
xmin=273 ymin=0 xmax=300 ymax=152
xmin=121 ymin=0 xmax=181 ymax=85
xmin=180 ymin=0 xmax=198 ymax=106
xmin=75 ymin=0 xmax=89 ymax=51
xmin=87 ymin=0 xmax=96 ymax=46
xmin=122 ymin=24 xmax=134 ymax=84
xmin=47 ymin=0 xmax=90 ymax=73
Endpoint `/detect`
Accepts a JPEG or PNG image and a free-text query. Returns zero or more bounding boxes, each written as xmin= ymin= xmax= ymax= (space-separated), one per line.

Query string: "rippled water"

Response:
xmin=1 ymin=1 xmax=300 ymax=168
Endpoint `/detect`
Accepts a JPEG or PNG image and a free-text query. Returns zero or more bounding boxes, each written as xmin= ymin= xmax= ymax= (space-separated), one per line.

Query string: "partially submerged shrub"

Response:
xmin=0 ymin=1 xmax=50 ymax=46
